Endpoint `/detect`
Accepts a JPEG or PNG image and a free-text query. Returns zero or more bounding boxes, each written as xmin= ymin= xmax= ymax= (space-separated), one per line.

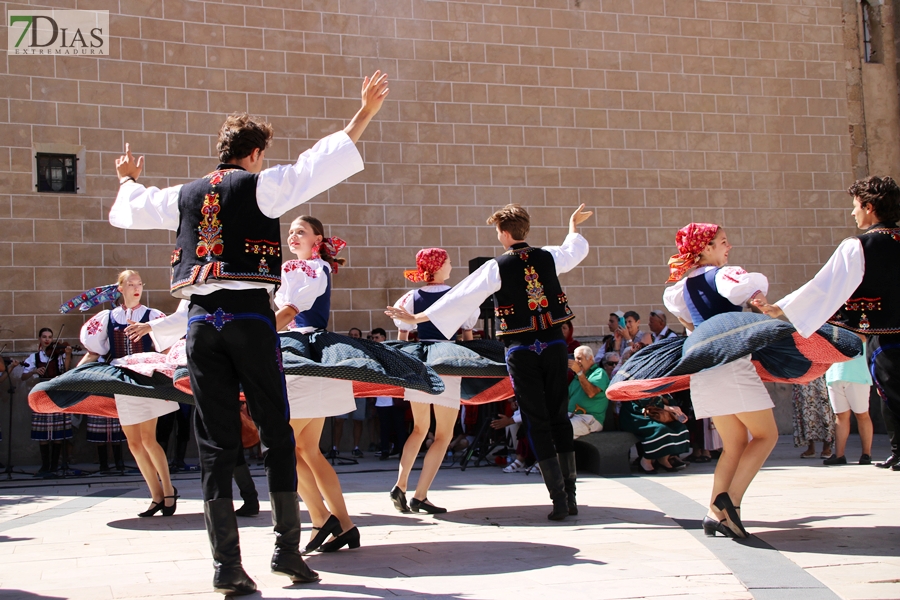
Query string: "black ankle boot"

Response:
xmin=37 ymin=444 xmax=50 ymax=475
xmin=112 ymin=442 xmax=125 ymax=471
xmin=538 ymin=456 xmax=569 ymax=521
xmin=203 ymin=499 xmax=257 ymax=596
xmin=233 ymin=463 xmax=259 ymax=517
xmin=269 ymin=491 xmax=319 ymax=583
xmin=559 ymin=451 xmax=577 ymax=516
xmin=97 ymin=445 xmax=110 ymax=472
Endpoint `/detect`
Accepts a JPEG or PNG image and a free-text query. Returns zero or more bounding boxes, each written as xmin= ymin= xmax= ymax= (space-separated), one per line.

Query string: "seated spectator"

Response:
xmin=567 ymin=345 xmax=609 ymax=438
xmin=649 ymin=310 xmax=679 ymax=342
xmin=599 ymin=351 xmax=620 ymax=379
xmin=613 ymin=311 xmax=654 ymax=374
xmin=619 ymin=396 xmax=691 ymax=474
xmin=491 ymin=400 xmax=536 ymax=472
xmin=348 ymin=327 xmax=363 ymax=339
xmin=596 ymin=312 xmax=625 ymax=360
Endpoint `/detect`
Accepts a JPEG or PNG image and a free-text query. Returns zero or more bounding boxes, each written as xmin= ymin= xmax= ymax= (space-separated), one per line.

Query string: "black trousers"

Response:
xmin=156 ymin=404 xmax=192 ymax=458
xmin=868 ymin=334 xmax=900 ymax=457
xmin=377 ymin=401 xmax=407 ymax=454
xmin=505 ymin=338 xmax=573 ymax=461
xmin=187 ymin=289 xmax=296 ymax=501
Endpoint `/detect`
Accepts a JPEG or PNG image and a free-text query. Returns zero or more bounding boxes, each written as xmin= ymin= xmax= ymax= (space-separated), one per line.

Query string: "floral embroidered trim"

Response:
xmin=283 ymin=259 xmax=318 ymax=278
xmin=258 ymin=258 xmax=269 ymax=275
xmin=504 ymin=246 xmax=533 ymax=261
xmin=196 ymin=169 xmax=235 ymax=260
xmin=170 ymin=247 xmax=182 ymax=266
xmin=244 ymin=239 xmax=281 ymax=257
xmin=86 ymin=316 xmax=103 ymax=336
xmin=844 ymin=297 xmax=882 ymax=312
xmin=524 ymin=266 xmax=549 ymax=312
xmin=496 ymin=313 xmax=575 ymax=336
xmin=494 ymin=304 xmax=514 ymax=317
xmin=864 ymin=227 xmax=900 ymax=242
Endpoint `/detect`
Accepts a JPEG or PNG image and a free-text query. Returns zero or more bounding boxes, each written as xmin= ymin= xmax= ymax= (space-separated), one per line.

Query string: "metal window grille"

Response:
xmin=35 ymin=153 xmax=78 ymax=193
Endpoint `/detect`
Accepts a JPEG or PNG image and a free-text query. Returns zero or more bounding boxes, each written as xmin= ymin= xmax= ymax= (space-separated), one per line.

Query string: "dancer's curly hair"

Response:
xmin=848 ymin=176 xmax=900 ymax=225
xmin=217 ymin=113 xmax=274 ymax=162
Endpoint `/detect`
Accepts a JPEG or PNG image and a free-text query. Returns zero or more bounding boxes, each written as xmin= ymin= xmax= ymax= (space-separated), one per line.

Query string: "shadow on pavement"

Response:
xmin=755 ymin=524 xmax=900 ymax=556
xmin=432 ymin=504 xmax=669 ymax=528
xmin=304 ymin=539 xmax=605 ymax=577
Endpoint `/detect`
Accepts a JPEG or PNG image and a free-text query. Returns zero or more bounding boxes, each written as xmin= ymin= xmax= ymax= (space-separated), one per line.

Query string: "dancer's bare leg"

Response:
xmin=138 ymin=418 xmax=175 ymax=506
xmin=707 ymin=414 xmax=747 ymax=521
xmin=122 ymin=421 xmax=163 ymax=506
xmin=395 ymin=401 xmax=429 ymax=493
xmin=728 ymin=408 xmax=778 ymax=507
xmin=292 ymin=418 xmax=355 ymax=535
xmin=412 ymin=403 xmax=457 ymax=502
xmin=833 ymin=409 xmax=852 ymax=458
xmin=290 ymin=418 xmax=330 ymax=532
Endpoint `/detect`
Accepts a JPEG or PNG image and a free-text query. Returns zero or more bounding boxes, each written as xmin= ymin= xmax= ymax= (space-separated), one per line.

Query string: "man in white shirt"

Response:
xmin=756 ymin=175 xmax=900 ymax=472
xmin=109 ymin=72 xmax=389 ymax=595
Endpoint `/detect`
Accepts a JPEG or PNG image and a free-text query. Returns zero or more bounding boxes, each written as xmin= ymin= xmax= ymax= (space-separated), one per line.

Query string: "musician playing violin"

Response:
xmin=21 ymin=327 xmax=73 ymax=476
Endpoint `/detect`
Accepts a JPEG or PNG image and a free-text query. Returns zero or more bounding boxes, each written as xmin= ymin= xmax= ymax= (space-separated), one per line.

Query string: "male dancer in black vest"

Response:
xmin=386 ymin=204 xmax=591 ymax=520
xmin=110 ymin=72 xmax=388 ymax=595
xmin=755 ymin=176 xmax=900 ymax=472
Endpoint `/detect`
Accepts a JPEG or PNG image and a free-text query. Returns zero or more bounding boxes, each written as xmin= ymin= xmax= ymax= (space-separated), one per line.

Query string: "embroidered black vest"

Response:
xmin=828 ymin=223 xmax=900 ymax=334
xmin=493 ymin=243 xmax=573 ymax=338
xmin=684 ymin=268 xmax=743 ymax=326
xmin=413 ymin=288 xmax=451 ymax=341
xmin=171 ymin=165 xmax=282 ymax=293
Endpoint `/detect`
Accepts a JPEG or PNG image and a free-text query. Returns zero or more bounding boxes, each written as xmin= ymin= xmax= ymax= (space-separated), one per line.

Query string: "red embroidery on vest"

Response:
xmin=524 ymin=266 xmax=549 ymax=311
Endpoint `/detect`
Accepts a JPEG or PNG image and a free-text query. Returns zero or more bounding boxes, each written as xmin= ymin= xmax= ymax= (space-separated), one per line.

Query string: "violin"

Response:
xmin=38 ymin=332 xmax=82 ymax=379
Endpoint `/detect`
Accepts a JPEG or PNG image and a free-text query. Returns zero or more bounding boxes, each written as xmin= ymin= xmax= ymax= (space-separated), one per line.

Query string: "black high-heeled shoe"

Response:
xmin=161 ymin=487 xmax=179 ymax=517
xmin=318 ymin=526 xmax=360 ymax=552
xmin=713 ymin=492 xmax=748 ymax=538
xmin=138 ymin=499 xmax=164 ymax=518
xmin=409 ymin=497 xmax=447 ymax=514
xmin=390 ymin=486 xmax=410 ymax=513
xmin=701 ymin=515 xmax=735 ymax=538
xmin=302 ymin=514 xmax=342 ymax=555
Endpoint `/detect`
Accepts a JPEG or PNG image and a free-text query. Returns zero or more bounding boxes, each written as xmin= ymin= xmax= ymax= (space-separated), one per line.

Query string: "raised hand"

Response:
xmin=384 ymin=305 xmax=418 ymax=325
xmin=115 ymin=143 xmax=144 ymax=182
xmin=569 ymin=203 xmax=592 ymax=234
xmin=361 ymin=70 xmax=389 ymax=116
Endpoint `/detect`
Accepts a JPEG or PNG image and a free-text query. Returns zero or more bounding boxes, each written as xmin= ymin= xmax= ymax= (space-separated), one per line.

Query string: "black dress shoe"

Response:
xmin=302 ymin=514 xmax=342 ymax=555
xmin=138 ymin=500 xmax=164 ymax=518
xmin=409 ymin=497 xmax=447 ymax=514
xmin=702 ymin=516 xmax=735 ymax=538
xmin=823 ymin=455 xmax=847 ymax=466
xmin=875 ymin=454 xmax=900 ymax=468
xmin=390 ymin=486 xmax=410 ymax=513
xmin=859 ymin=454 xmax=872 ymax=465
xmin=712 ymin=492 xmax=748 ymax=538
xmin=161 ymin=487 xmax=179 ymax=517
xmin=319 ymin=526 xmax=360 ymax=552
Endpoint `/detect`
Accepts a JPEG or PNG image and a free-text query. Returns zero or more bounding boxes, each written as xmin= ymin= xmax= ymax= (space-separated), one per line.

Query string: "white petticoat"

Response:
xmin=284 ymin=376 xmax=356 ymax=419
xmin=114 ymin=394 xmax=179 ymax=427
xmin=405 ymin=376 xmax=462 ymax=410
xmin=689 ymin=355 xmax=774 ymax=419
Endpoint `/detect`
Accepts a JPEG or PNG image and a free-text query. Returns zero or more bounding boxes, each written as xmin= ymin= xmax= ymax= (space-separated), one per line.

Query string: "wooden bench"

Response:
xmin=573 ymin=431 xmax=638 ymax=476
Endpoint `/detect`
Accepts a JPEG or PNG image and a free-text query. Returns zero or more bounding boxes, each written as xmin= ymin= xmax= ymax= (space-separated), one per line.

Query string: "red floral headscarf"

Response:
xmin=404 ymin=248 xmax=449 ymax=283
xmin=312 ymin=236 xmax=347 ymax=272
xmin=666 ymin=223 xmax=720 ymax=282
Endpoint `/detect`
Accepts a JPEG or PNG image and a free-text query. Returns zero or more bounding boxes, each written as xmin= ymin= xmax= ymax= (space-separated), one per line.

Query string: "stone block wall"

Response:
xmin=0 ymin=0 xmax=858 ymax=351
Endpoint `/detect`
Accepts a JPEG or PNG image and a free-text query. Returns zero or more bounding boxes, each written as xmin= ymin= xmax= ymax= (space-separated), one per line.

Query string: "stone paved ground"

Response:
xmin=0 ymin=434 xmax=896 ymax=600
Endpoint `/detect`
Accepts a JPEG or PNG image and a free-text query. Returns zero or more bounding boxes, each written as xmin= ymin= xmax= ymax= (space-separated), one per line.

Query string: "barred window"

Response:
xmin=35 ymin=153 xmax=78 ymax=193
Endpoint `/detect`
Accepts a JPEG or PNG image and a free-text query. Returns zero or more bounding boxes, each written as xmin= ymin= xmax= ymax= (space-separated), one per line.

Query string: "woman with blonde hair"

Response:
xmin=78 ymin=269 xmax=180 ymax=517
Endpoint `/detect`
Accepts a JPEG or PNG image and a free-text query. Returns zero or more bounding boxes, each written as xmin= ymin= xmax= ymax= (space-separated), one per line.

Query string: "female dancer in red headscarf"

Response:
xmin=388 ymin=248 xmax=479 ymax=514
xmin=662 ymin=224 xmax=778 ymax=538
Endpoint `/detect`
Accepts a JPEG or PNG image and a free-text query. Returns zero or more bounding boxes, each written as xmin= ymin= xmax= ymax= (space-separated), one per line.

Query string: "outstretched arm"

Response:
xmin=344 ymin=70 xmax=390 ymax=144
xmin=569 ymin=203 xmax=592 ymax=235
